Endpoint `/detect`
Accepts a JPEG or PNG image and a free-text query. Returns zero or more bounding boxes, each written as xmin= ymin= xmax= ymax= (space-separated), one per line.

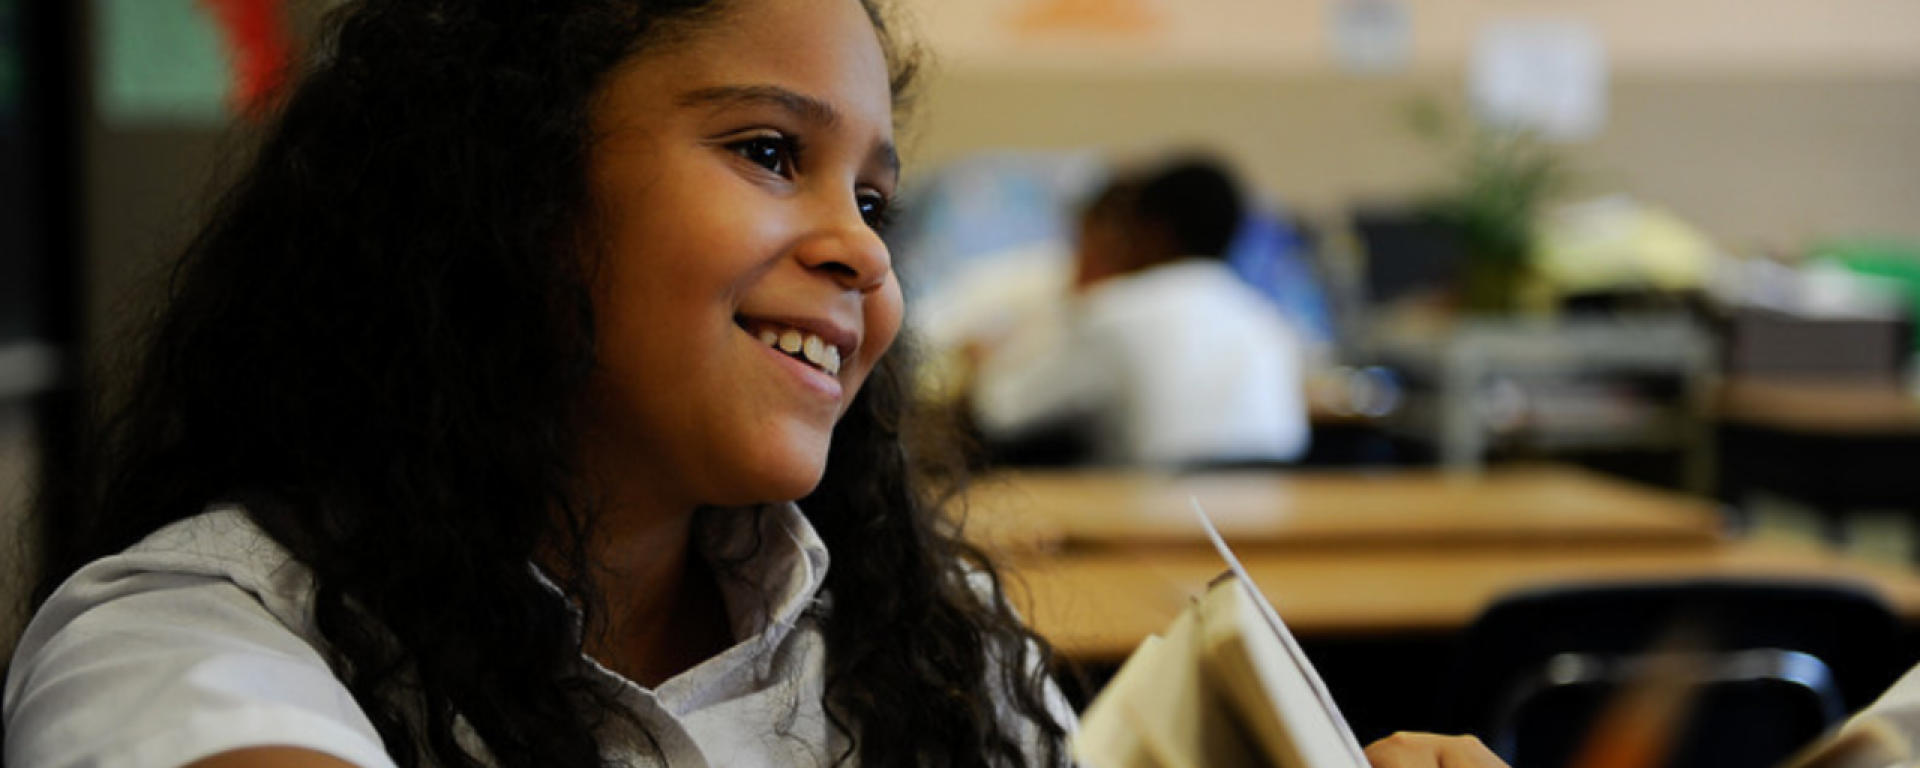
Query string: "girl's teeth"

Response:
xmin=758 ymin=325 xmax=842 ymax=375
xmin=806 ymin=342 xmax=841 ymax=375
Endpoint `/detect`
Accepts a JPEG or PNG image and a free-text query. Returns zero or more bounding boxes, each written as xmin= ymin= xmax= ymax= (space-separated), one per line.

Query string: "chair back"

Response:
xmin=1436 ymin=579 xmax=1903 ymax=768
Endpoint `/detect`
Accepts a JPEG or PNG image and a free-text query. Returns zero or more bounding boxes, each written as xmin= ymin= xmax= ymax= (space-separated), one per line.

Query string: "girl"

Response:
xmin=4 ymin=1 xmax=1508 ymax=766
xmin=6 ymin=0 xmax=1070 ymax=766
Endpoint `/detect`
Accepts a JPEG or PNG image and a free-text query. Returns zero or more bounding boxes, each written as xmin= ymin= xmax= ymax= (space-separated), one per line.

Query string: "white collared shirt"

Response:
xmin=4 ymin=504 xmax=1065 ymax=767
xmin=971 ymin=258 xmax=1310 ymax=467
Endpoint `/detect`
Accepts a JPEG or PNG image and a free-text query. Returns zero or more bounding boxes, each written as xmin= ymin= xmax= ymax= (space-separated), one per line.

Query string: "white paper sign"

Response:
xmin=1470 ymin=19 xmax=1608 ymax=141
xmin=1331 ymin=0 xmax=1412 ymax=74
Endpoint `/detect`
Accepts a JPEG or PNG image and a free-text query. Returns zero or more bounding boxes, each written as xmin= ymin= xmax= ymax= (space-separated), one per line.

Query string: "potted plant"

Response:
xmin=1405 ymin=99 xmax=1572 ymax=314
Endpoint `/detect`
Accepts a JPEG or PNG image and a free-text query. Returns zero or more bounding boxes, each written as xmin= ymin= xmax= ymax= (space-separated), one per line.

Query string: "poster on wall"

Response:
xmin=1330 ymin=0 xmax=1410 ymax=74
xmin=95 ymin=0 xmax=291 ymax=127
xmin=1003 ymin=0 xmax=1165 ymax=40
xmin=1469 ymin=19 xmax=1607 ymax=141
xmin=913 ymin=0 xmax=1326 ymax=71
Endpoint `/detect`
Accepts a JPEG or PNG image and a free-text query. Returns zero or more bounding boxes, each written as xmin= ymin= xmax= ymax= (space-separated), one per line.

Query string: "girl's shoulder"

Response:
xmin=5 ymin=508 xmax=394 ymax=768
xmin=62 ymin=507 xmax=316 ymax=632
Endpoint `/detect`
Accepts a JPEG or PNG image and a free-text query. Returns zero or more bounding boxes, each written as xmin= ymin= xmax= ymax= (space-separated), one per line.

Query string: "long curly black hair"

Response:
xmin=27 ymin=1 xmax=1071 ymax=766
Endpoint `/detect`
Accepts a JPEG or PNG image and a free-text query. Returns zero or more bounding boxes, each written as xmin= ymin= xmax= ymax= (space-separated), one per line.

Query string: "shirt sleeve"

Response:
xmin=5 ymin=566 xmax=398 ymax=768
xmin=968 ymin=298 xmax=1116 ymax=442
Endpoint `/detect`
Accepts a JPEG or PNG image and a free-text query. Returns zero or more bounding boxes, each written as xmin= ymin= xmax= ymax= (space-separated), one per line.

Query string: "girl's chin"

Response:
xmin=710 ymin=459 xmax=830 ymax=507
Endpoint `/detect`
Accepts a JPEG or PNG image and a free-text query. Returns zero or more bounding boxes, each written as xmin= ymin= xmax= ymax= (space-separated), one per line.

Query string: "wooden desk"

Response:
xmin=1714 ymin=377 xmax=1920 ymax=545
xmin=1009 ymin=539 xmax=1920 ymax=663
xmin=1717 ymin=377 xmax=1920 ymax=435
xmin=957 ymin=465 xmax=1726 ymax=555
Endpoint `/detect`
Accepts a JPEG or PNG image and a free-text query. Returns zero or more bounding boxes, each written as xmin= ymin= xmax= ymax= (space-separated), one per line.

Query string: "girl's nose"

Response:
xmin=794 ymin=198 xmax=892 ymax=293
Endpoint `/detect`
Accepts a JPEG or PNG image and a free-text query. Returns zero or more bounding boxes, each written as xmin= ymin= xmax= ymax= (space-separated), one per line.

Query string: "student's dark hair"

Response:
xmin=1135 ymin=155 xmax=1245 ymax=259
xmin=1075 ymin=176 xmax=1140 ymax=229
xmin=29 ymin=1 xmax=1067 ymax=766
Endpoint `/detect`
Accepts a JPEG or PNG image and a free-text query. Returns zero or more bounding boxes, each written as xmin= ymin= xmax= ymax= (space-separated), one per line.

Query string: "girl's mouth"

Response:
xmin=738 ymin=318 xmax=843 ymax=375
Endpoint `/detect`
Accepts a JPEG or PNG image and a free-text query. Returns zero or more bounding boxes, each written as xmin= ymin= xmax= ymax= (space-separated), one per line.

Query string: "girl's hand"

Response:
xmin=1365 ymin=732 xmax=1509 ymax=768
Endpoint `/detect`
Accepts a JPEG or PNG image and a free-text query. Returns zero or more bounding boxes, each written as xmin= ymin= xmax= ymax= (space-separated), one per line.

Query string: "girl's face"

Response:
xmin=582 ymin=0 xmax=902 ymax=511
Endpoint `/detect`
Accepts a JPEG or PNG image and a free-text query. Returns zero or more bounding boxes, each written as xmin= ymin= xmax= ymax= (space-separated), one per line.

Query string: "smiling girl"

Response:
xmin=4 ymin=1 xmax=1513 ymax=767
xmin=5 ymin=1 xmax=1071 ymax=766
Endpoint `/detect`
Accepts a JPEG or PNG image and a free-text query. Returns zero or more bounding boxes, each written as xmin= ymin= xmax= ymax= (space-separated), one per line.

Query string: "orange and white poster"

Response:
xmin=912 ymin=0 xmax=1327 ymax=71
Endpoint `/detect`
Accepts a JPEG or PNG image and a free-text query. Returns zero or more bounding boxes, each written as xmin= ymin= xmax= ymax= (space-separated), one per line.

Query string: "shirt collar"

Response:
xmin=538 ymin=500 xmax=832 ymax=697
xmin=697 ymin=501 xmax=831 ymax=647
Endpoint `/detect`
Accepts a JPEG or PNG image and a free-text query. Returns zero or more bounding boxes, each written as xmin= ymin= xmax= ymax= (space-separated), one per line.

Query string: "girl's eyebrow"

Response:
xmin=681 ymin=84 xmax=841 ymax=128
xmin=679 ymin=84 xmax=900 ymax=178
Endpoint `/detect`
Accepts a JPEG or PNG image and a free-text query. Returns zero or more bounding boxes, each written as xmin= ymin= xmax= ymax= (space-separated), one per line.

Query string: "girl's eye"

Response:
xmin=729 ymin=135 xmax=796 ymax=178
xmin=858 ymin=191 xmax=895 ymax=232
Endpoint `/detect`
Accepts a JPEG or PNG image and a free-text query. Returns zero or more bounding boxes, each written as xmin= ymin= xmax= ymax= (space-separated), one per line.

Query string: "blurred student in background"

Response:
xmin=966 ymin=155 xmax=1310 ymax=468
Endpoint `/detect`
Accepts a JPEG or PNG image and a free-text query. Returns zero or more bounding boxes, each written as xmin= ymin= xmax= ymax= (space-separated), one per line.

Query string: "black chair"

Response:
xmin=1435 ymin=579 xmax=1904 ymax=768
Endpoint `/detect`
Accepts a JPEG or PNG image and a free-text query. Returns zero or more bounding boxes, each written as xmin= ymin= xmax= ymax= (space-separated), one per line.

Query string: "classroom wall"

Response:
xmin=83 ymin=128 xmax=227 ymax=351
xmin=1 ymin=406 xmax=38 ymax=658
xmin=903 ymin=0 xmax=1920 ymax=250
xmin=78 ymin=2 xmax=1920 ymax=352
xmin=906 ymin=71 xmax=1920 ymax=251
xmin=915 ymin=0 xmax=1920 ymax=75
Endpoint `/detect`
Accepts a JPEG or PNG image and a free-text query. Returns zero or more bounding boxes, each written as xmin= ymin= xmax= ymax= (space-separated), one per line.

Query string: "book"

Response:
xmin=1072 ymin=499 xmax=1373 ymax=768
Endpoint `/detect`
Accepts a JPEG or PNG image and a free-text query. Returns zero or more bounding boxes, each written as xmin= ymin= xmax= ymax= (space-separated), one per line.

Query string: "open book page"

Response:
xmin=1192 ymin=498 xmax=1372 ymax=768
xmin=1072 ymin=498 xmax=1372 ymax=768
xmin=1199 ymin=578 xmax=1369 ymax=768
xmin=1077 ymin=613 xmax=1273 ymax=768
xmin=1780 ymin=718 xmax=1911 ymax=768
xmin=1076 ymin=634 xmax=1169 ymax=768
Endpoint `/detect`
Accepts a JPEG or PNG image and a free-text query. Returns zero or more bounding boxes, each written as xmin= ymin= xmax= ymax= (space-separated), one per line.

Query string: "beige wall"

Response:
xmin=918 ymin=0 xmax=1920 ymax=76
xmin=906 ymin=71 xmax=1920 ymax=250
xmin=903 ymin=0 xmax=1920 ymax=250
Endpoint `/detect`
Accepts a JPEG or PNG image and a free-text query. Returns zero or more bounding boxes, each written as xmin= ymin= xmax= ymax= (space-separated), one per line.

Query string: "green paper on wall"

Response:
xmin=1 ymin=0 xmax=19 ymax=117
xmin=96 ymin=0 xmax=230 ymax=126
